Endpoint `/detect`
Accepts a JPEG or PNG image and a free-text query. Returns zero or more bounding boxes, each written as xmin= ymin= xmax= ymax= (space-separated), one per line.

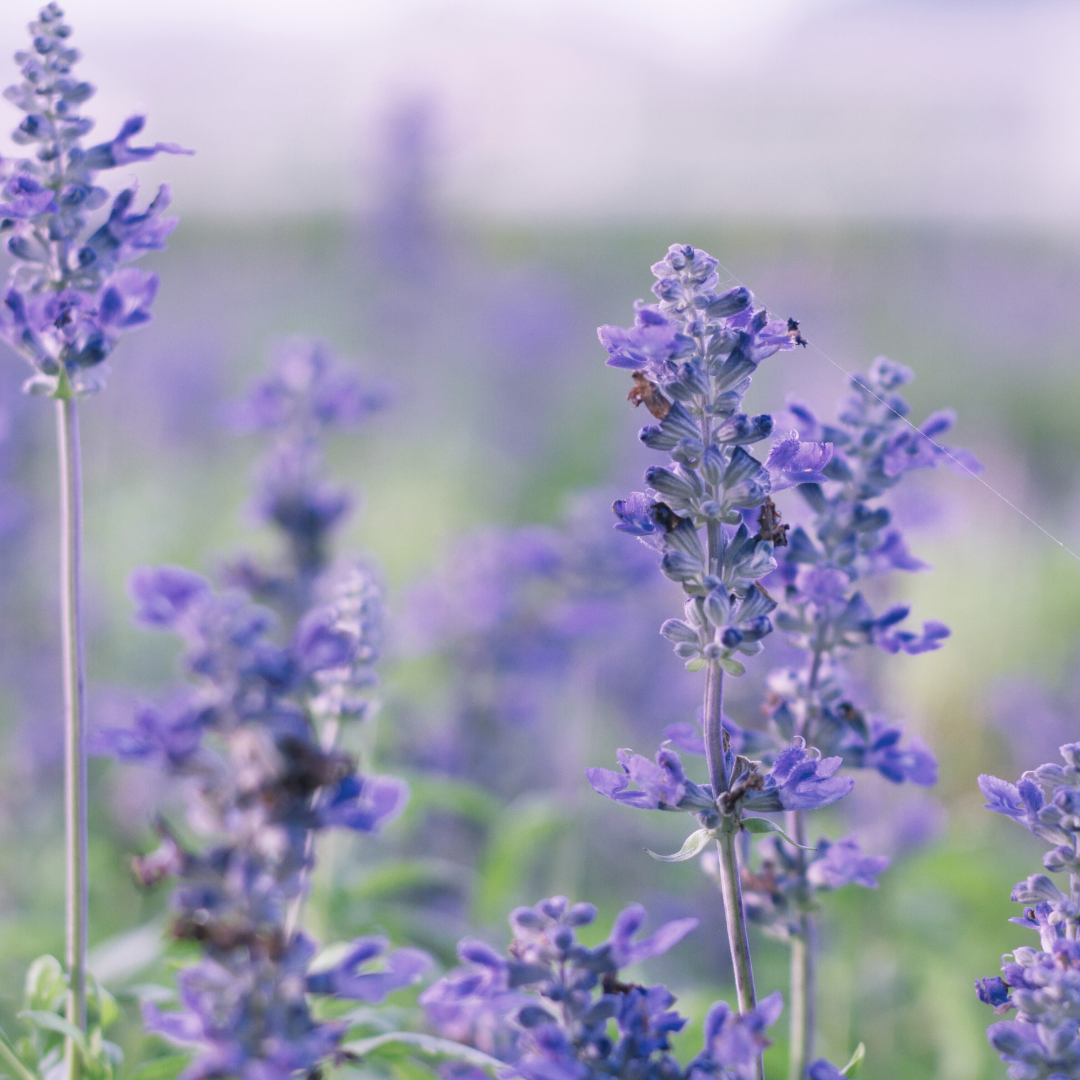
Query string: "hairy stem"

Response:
xmin=703 ymin=659 xmax=760 ymax=1079
xmin=787 ymin=808 xmax=815 ymax=1080
xmin=716 ymin=826 xmax=758 ymax=1015
xmin=57 ymin=398 xmax=88 ymax=1079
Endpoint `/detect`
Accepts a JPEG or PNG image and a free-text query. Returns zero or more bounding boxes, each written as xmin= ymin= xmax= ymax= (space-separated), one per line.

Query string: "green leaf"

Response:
xmin=474 ymin=794 xmax=567 ymax=924
xmin=345 ymin=858 xmax=473 ymax=904
xmin=395 ymin=775 xmax=502 ymax=830
xmin=647 ymin=828 xmax=713 ymax=863
xmin=740 ymin=817 xmax=815 ymax=849
xmin=720 ymin=658 xmax=745 ymax=676
xmin=0 ymin=1026 xmax=40 ymax=1080
xmin=88 ymin=920 xmax=165 ymax=987
xmin=127 ymin=1054 xmax=190 ymax=1080
xmin=16 ymin=1013 xmax=86 ymax=1052
xmin=392 ymin=1058 xmax=439 ymax=1080
xmin=88 ymin=979 xmax=119 ymax=1031
xmin=684 ymin=658 xmax=707 ymax=672
xmin=840 ymin=1042 xmax=865 ymax=1077
xmin=344 ymin=1033 xmax=505 ymax=1076
xmin=23 ymin=958 xmax=65 ymax=1014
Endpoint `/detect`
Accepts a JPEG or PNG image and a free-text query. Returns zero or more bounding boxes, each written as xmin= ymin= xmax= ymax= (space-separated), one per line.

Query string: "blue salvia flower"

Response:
xmin=92 ymin=566 xmax=427 ymax=1080
xmin=598 ymin=244 xmax=809 ymax=632
xmin=225 ymin=337 xmax=392 ymax=610
xmin=0 ymin=2 xmax=191 ymax=397
xmin=420 ymin=895 xmax=782 ymax=1080
xmin=592 ymin=246 xmax=833 ymax=819
xmin=976 ymin=747 xmax=1080 ymax=1074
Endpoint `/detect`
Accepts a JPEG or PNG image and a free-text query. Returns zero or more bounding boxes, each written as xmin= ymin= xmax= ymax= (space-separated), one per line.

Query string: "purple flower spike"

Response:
xmin=0 ymin=11 xmax=193 ymax=397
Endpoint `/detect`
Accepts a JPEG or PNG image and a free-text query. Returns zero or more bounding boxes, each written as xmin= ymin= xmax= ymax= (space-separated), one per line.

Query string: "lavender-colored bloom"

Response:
xmin=597 ymin=306 xmax=694 ymax=378
xmin=97 ymin=565 xmax=418 ymax=1080
xmin=0 ymin=4 xmax=191 ymax=396
xmin=978 ymin=742 xmax=1080 ymax=1075
xmin=613 ymin=492 xmax=661 ymax=537
xmin=423 ymin=896 xmax=773 ymax=1080
xmin=747 ymin=739 xmax=854 ymax=812
xmin=975 ymin=976 xmax=1012 ymax=1014
xmin=590 ymin=736 xmax=852 ymax=822
xmin=229 ymin=336 xmax=392 ymax=435
xmin=765 ymin=431 xmax=833 ymax=492
xmin=860 ymin=723 xmax=937 ymax=785
xmin=142 ymin=944 xmax=344 ymax=1080
xmin=223 ymin=339 xmax=391 ymax=617
xmin=586 ymin=747 xmax=692 ymax=811
xmin=804 ymin=1060 xmax=844 ymax=1080
xmin=606 ymin=904 xmax=699 ymax=967
xmin=805 ymin=837 xmax=889 ymax=890
xmin=305 ymin=937 xmax=430 ymax=1000
xmin=689 ymin=991 xmax=783 ymax=1080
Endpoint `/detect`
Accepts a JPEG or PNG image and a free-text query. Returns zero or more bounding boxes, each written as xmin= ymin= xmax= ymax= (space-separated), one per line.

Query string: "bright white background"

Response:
xmin=0 ymin=0 xmax=1076 ymax=224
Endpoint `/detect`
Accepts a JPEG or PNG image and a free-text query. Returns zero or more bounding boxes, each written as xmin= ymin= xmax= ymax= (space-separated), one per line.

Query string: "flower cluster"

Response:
xmin=224 ymin=336 xmax=392 ymax=614
xmin=600 ymin=245 xmax=812 ymax=675
xmin=92 ymin=565 xmax=426 ymax=1080
xmin=591 ymin=244 xmax=846 ymax=826
xmin=978 ymin=743 xmax=1080 ymax=1079
xmin=722 ymin=834 xmax=890 ymax=940
xmin=724 ymin=356 xmax=975 ymax=939
xmin=0 ymin=3 xmax=191 ymax=397
xmin=587 ymin=737 xmax=853 ymax=827
xmin=401 ymin=495 xmax=690 ymax=797
xmin=421 ymin=894 xmax=783 ymax=1080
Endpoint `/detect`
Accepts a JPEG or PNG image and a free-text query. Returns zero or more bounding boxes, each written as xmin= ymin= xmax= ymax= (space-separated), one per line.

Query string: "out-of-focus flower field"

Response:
xmin=3 ymin=6 xmax=1080 ymax=1080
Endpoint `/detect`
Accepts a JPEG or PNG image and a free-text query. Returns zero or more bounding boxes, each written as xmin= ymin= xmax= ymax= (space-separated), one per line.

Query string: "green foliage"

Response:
xmin=10 ymin=957 xmax=123 ymax=1080
xmin=473 ymin=794 xmax=568 ymax=924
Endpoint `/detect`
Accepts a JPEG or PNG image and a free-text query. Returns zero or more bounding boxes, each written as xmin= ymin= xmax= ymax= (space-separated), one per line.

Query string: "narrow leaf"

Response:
xmin=685 ymin=657 xmax=707 ymax=672
xmin=16 ymin=1013 xmax=86 ymax=1051
xmin=88 ymin=920 xmax=165 ymax=986
xmin=344 ymin=1032 xmax=505 ymax=1075
xmin=840 ymin=1043 xmax=865 ymax=1077
xmin=740 ymin=817 xmax=815 ymax=849
xmin=720 ymin=657 xmax=745 ymax=676
xmin=127 ymin=1054 xmax=190 ymax=1080
xmin=647 ymin=828 xmax=712 ymax=863
xmin=0 ymin=1027 xmax=40 ymax=1080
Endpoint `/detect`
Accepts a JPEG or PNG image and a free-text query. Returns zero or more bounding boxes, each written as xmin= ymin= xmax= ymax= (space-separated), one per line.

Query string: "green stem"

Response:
xmin=56 ymin=398 xmax=88 ymax=1080
xmin=787 ymin=809 xmax=815 ymax=1080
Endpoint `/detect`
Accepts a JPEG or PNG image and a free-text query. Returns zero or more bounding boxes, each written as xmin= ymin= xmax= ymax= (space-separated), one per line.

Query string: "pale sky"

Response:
xmin=0 ymin=0 xmax=1076 ymax=225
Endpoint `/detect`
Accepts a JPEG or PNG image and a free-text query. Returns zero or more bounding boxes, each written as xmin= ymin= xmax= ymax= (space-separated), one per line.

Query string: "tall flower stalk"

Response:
xmin=588 ymin=244 xmax=843 ymax=1075
xmin=588 ymin=245 xmax=977 ymax=1078
xmin=748 ymin=357 xmax=975 ymax=1078
xmin=0 ymin=5 xmax=188 ymax=1069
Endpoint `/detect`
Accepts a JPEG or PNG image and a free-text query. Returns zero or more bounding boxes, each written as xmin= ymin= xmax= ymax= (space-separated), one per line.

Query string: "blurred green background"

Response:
xmin=0 ymin=212 xmax=1076 ymax=1080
